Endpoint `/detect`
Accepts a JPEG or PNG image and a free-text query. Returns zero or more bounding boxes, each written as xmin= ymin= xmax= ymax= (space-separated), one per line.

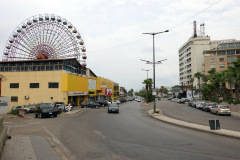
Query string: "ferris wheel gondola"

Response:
xmin=2 ymin=13 xmax=87 ymax=67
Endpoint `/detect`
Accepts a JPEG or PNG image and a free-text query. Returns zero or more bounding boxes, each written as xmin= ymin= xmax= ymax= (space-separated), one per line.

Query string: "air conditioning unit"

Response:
xmin=25 ymin=96 xmax=29 ymax=99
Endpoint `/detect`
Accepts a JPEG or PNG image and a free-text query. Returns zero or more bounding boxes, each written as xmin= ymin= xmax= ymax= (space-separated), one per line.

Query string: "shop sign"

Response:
xmin=68 ymin=91 xmax=88 ymax=96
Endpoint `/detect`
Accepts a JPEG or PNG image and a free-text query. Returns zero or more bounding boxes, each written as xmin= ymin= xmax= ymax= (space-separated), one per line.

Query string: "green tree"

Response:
xmin=194 ymin=72 xmax=204 ymax=98
xmin=227 ymin=58 xmax=240 ymax=101
xmin=201 ymin=83 xmax=214 ymax=100
xmin=128 ymin=89 xmax=134 ymax=96
xmin=142 ymin=78 xmax=153 ymax=103
xmin=190 ymin=77 xmax=194 ymax=99
xmin=208 ymin=68 xmax=221 ymax=100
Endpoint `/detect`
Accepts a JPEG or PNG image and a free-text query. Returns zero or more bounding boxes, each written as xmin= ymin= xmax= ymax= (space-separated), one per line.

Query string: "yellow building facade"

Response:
xmin=0 ymin=58 xmax=120 ymax=112
xmin=0 ymin=58 xmax=88 ymax=111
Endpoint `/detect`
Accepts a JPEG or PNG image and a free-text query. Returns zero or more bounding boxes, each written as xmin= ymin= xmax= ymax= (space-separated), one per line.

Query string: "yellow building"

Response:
xmin=0 ymin=58 xmax=88 ymax=111
xmin=96 ymin=77 xmax=119 ymax=100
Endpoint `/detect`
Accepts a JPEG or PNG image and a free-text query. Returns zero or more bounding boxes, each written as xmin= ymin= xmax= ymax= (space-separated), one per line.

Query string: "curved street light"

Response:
xmin=141 ymin=69 xmax=151 ymax=79
xmin=142 ymin=30 xmax=169 ymax=113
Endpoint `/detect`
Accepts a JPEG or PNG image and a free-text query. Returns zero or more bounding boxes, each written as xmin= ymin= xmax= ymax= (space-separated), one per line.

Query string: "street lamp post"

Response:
xmin=142 ymin=30 xmax=169 ymax=113
xmin=141 ymin=69 xmax=151 ymax=79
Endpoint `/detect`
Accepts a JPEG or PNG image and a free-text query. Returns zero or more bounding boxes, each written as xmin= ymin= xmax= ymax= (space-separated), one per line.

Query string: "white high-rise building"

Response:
xmin=178 ymin=36 xmax=211 ymax=87
xmin=178 ymin=22 xmax=236 ymax=89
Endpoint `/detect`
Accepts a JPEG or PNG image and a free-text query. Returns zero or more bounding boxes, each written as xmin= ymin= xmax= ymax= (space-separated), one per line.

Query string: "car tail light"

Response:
xmin=218 ymin=108 xmax=221 ymax=111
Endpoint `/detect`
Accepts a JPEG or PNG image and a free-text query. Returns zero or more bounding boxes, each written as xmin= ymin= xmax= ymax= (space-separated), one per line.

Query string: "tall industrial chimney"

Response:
xmin=193 ymin=21 xmax=197 ymax=37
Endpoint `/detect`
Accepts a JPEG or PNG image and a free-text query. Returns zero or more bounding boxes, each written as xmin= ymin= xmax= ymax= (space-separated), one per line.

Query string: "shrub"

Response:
xmin=11 ymin=109 xmax=19 ymax=115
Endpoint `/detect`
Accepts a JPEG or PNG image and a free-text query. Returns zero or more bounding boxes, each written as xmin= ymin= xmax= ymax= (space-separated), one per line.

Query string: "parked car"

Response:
xmin=112 ymin=100 xmax=121 ymax=104
xmin=80 ymin=101 xmax=100 ymax=108
xmin=108 ymin=103 xmax=119 ymax=113
xmin=210 ymin=105 xmax=231 ymax=116
xmin=196 ymin=102 xmax=206 ymax=109
xmin=182 ymin=98 xmax=190 ymax=102
xmin=53 ymin=102 xmax=65 ymax=113
xmin=177 ymin=99 xmax=185 ymax=103
xmin=202 ymin=102 xmax=216 ymax=112
xmin=136 ymin=99 xmax=141 ymax=102
xmin=34 ymin=103 xmax=58 ymax=118
xmin=189 ymin=100 xmax=197 ymax=107
xmin=12 ymin=105 xmax=29 ymax=114
xmin=95 ymin=99 xmax=108 ymax=106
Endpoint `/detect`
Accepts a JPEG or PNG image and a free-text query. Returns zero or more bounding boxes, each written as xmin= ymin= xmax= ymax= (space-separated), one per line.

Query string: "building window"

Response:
xmin=217 ymin=51 xmax=226 ymax=55
xmin=10 ymin=83 xmax=19 ymax=88
xmin=210 ymin=65 xmax=215 ymax=68
xmin=219 ymin=64 xmax=225 ymax=68
xmin=227 ymin=50 xmax=235 ymax=55
xmin=88 ymin=92 xmax=95 ymax=94
xmin=227 ymin=56 xmax=236 ymax=62
xmin=48 ymin=82 xmax=59 ymax=88
xmin=11 ymin=96 xmax=18 ymax=102
xmin=219 ymin=58 xmax=224 ymax=62
xmin=30 ymin=83 xmax=39 ymax=88
xmin=210 ymin=58 xmax=215 ymax=62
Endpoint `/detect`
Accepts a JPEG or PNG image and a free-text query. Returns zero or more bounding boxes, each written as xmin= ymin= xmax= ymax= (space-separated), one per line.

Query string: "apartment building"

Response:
xmin=178 ymin=36 xmax=211 ymax=87
xmin=203 ymin=40 xmax=240 ymax=74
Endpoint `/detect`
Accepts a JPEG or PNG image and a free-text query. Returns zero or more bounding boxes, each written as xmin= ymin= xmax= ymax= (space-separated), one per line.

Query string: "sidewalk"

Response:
xmin=1 ymin=109 xmax=81 ymax=160
xmin=147 ymin=109 xmax=240 ymax=140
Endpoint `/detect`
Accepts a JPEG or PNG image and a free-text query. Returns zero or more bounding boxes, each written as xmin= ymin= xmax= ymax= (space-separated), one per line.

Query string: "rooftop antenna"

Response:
xmin=200 ymin=23 xmax=205 ymax=37
xmin=193 ymin=21 xmax=197 ymax=37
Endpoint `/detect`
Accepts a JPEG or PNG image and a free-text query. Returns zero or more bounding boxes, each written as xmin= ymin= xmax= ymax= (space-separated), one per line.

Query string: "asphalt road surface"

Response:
xmin=159 ymin=99 xmax=240 ymax=131
xmin=49 ymin=101 xmax=240 ymax=160
xmin=4 ymin=101 xmax=240 ymax=160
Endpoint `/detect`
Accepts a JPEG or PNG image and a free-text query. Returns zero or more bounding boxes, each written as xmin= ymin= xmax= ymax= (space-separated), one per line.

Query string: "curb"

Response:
xmin=147 ymin=109 xmax=240 ymax=140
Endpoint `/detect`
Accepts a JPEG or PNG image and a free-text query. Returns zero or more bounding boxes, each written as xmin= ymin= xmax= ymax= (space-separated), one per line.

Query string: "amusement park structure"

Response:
xmin=2 ymin=13 xmax=87 ymax=67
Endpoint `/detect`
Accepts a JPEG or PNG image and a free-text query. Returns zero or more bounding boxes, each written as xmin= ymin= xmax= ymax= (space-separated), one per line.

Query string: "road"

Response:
xmin=3 ymin=101 xmax=240 ymax=160
xmin=53 ymin=101 xmax=240 ymax=160
xmin=159 ymin=99 xmax=240 ymax=131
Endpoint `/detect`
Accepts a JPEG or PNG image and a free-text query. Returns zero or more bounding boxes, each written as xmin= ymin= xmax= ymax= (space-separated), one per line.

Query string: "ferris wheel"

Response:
xmin=2 ymin=13 xmax=87 ymax=66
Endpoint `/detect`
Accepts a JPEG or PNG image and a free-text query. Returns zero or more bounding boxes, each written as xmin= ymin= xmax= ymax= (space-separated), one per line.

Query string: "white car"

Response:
xmin=112 ymin=100 xmax=121 ymax=104
xmin=136 ymin=99 xmax=141 ymax=102
xmin=65 ymin=105 xmax=73 ymax=111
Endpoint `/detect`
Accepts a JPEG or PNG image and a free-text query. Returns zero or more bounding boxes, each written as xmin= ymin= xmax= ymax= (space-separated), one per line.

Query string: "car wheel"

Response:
xmin=96 ymin=105 xmax=99 ymax=109
xmin=102 ymin=104 xmax=104 ymax=107
xmin=54 ymin=113 xmax=57 ymax=117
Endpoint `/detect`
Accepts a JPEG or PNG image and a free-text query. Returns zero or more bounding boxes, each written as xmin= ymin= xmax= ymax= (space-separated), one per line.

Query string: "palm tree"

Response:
xmin=142 ymin=78 xmax=153 ymax=103
xmin=227 ymin=58 xmax=240 ymax=100
xmin=190 ymin=77 xmax=194 ymax=99
xmin=201 ymin=83 xmax=214 ymax=100
xmin=208 ymin=69 xmax=221 ymax=100
xmin=226 ymin=67 xmax=235 ymax=99
xmin=194 ymin=72 xmax=204 ymax=98
xmin=218 ymin=71 xmax=228 ymax=101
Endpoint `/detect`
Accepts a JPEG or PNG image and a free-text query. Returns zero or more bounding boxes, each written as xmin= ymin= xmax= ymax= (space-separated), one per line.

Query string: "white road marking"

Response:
xmin=94 ymin=130 xmax=106 ymax=139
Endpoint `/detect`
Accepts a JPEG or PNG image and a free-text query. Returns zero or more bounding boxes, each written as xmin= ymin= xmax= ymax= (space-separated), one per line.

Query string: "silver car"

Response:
xmin=195 ymin=102 xmax=206 ymax=109
xmin=210 ymin=105 xmax=231 ymax=116
xmin=202 ymin=102 xmax=216 ymax=112
xmin=108 ymin=103 xmax=119 ymax=113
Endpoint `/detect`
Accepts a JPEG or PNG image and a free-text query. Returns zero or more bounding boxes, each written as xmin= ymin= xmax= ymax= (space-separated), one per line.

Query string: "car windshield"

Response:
xmin=40 ymin=103 xmax=53 ymax=108
xmin=109 ymin=104 xmax=118 ymax=108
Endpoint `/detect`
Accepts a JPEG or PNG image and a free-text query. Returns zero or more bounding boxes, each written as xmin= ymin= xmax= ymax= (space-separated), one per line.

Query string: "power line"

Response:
xmin=169 ymin=0 xmax=222 ymax=30
xmin=87 ymin=0 xmax=222 ymax=54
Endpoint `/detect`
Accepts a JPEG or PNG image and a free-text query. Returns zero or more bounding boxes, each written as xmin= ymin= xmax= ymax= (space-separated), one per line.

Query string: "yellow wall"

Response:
xmin=1 ymin=71 xmax=65 ymax=111
xmin=1 ymin=71 xmax=89 ymax=111
xmin=62 ymin=74 xmax=88 ymax=92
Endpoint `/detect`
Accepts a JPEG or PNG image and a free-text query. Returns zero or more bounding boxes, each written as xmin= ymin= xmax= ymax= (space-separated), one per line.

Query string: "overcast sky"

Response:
xmin=0 ymin=0 xmax=239 ymax=92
